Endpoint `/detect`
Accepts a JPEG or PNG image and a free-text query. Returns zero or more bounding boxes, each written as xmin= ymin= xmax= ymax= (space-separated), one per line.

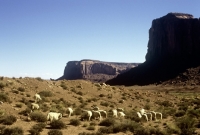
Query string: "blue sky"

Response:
xmin=0 ymin=1 xmax=199 ymax=79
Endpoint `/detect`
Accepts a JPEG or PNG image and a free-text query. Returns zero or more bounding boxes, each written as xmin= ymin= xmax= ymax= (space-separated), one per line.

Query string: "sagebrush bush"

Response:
xmin=17 ymin=87 xmax=25 ymax=92
xmin=19 ymin=108 xmax=32 ymax=116
xmin=35 ymin=77 xmax=43 ymax=81
xmin=39 ymin=90 xmax=53 ymax=97
xmin=87 ymin=126 xmax=95 ymax=130
xmin=0 ymin=82 xmax=5 ymax=90
xmin=0 ymin=93 xmax=10 ymax=102
xmin=176 ymin=116 xmax=196 ymax=135
xmin=99 ymin=118 xmax=115 ymax=126
xmin=1 ymin=126 xmax=24 ymax=135
xmin=48 ymin=129 xmax=63 ymax=135
xmin=29 ymin=123 xmax=46 ymax=135
xmin=69 ymin=119 xmax=81 ymax=126
xmin=50 ymin=120 xmax=66 ymax=129
xmin=0 ymin=115 xmax=17 ymax=125
xmin=74 ymin=108 xmax=82 ymax=115
xmin=30 ymin=111 xmax=46 ymax=122
xmin=174 ymin=110 xmax=186 ymax=117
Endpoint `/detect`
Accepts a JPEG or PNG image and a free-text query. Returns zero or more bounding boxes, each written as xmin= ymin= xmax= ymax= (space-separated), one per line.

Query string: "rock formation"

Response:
xmin=57 ymin=59 xmax=140 ymax=82
xmin=106 ymin=13 xmax=200 ymax=86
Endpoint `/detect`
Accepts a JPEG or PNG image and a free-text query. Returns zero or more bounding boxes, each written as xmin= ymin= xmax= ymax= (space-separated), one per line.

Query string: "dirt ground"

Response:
xmin=0 ymin=76 xmax=200 ymax=135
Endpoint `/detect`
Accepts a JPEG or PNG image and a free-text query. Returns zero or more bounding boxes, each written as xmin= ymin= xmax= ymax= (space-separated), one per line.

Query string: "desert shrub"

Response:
xmin=29 ymin=123 xmax=46 ymax=135
xmin=144 ymin=103 xmax=151 ymax=110
xmin=135 ymin=126 xmax=166 ymax=135
xmin=30 ymin=111 xmax=46 ymax=122
xmin=187 ymin=109 xmax=200 ymax=118
xmin=1 ymin=126 xmax=23 ymax=135
xmin=161 ymin=107 xmax=176 ymax=118
xmin=60 ymin=83 xmax=68 ymax=90
xmin=82 ymin=123 xmax=88 ymax=127
xmin=99 ymin=94 xmax=105 ymax=97
xmin=48 ymin=129 xmax=63 ymax=135
xmin=0 ymin=115 xmax=17 ymax=125
xmin=97 ymin=127 xmax=113 ymax=134
xmin=17 ymin=87 xmax=25 ymax=92
xmin=174 ymin=110 xmax=186 ymax=117
xmin=40 ymin=104 xmax=50 ymax=112
xmin=176 ymin=116 xmax=196 ymax=135
xmin=15 ymin=103 xmax=23 ymax=108
xmin=39 ymin=90 xmax=53 ymax=97
xmin=50 ymin=120 xmax=66 ymax=129
xmin=0 ymin=82 xmax=5 ymax=90
xmin=19 ymin=108 xmax=32 ymax=116
xmin=0 ymin=93 xmax=10 ymax=102
xmin=156 ymin=100 xmax=173 ymax=107
xmin=166 ymin=123 xmax=181 ymax=134
xmin=99 ymin=118 xmax=116 ymax=126
xmin=100 ymin=101 xmax=109 ymax=107
xmin=69 ymin=119 xmax=81 ymax=126
xmin=77 ymin=91 xmax=83 ymax=96
xmin=35 ymin=77 xmax=43 ymax=81
xmin=20 ymin=97 xmax=29 ymax=105
xmin=73 ymin=108 xmax=82 ymax=115
xmin=87 ymin=126 xmax=95 ymax=130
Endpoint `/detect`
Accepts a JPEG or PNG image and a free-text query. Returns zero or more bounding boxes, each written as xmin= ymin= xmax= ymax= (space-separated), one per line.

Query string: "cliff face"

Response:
xmin=106 ymin=13 xmax=200 ymax=86
xmin=57 ymin=59 xmax=139 ymax=82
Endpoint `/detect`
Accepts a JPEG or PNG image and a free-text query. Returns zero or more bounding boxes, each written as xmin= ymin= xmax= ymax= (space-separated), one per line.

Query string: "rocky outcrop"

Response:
xmin=57 ymin=59 xmax=139 ymax=82
xmin=106 ymin=13 xmax=200 ymax=86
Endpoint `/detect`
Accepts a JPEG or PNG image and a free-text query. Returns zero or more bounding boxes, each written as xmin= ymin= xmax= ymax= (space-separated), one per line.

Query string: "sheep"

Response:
xmin=118 ymin=112 xmax=125 ymax=118
xmin=112 ymin=109 xmax=118 ymax=118
xmin=47 ymin=112 xmax=62 ymax=123
xmin=66 ymin=107 xmax=73 ymax=117
xmin=31 ymin=103 xmax=39 ymax=111
xmin=140 ymin=108 xmax=152 ymax=121
xmin=150 ymin=111 xmax=162 ymax=120
xmin=137 ymin=112 xmax=148 ymax=121
xmin=117 ymin=108 xmax=124 ymax=112
xmin=98 ymin=110 xmax=107 ymax=118
xmin=81 ymin=110 xmax=92 ymax=121
xmin=34 ymin=93 xmax=42 ymax=103
xmin=91 ymin=110 xmax=102 ymax=121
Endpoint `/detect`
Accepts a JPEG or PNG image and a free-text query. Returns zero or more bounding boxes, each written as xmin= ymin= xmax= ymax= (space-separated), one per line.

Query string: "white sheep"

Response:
xmin=31 ymin=103 xmax=39 ymax=111
xmin=118 ymin=111 xmax=125 ymax=118
xmin=140 ymin=108 xmax=152 ymax=121
xmin=150 ymin=111 xmax=162 ymax=120
xmin=98 ymin=110 xmax=107 ymax=118
xmin=34 ymin=93 xmax=42 ymax=103
xmin=137 ymin=112 xmax=148 ymax=121
xmin=92 ymin=110 xmax=102 ymax=121
xmin=47 ymin=112 xmax=62 ymax=123
xmin=81 ymin=110 xmax=92 ymax=121
xmin=66 ymin=107 xmax=73 ymax=117
xmin=112 ymin=109 xmax=118 ymax=118
xmin=117 ymin=108 xmax=124 ymax=112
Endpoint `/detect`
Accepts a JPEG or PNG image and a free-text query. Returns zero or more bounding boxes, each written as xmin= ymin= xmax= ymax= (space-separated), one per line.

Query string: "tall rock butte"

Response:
xmin=106 ymin=13 xmax=200 ymax=86
xmin=57 ymin=59 xmax=140 ymax=82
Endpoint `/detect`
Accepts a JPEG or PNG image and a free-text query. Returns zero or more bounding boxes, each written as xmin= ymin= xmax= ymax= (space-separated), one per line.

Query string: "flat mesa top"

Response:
xmin=167 ymin=12 xmax=194 ymax=19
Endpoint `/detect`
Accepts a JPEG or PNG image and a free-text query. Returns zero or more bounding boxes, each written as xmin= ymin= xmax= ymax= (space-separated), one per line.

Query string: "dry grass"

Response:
xmin=0 ymin=76 xmax=200 ymax=134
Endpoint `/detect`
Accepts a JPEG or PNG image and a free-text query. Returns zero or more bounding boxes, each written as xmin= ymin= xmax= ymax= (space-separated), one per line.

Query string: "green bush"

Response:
xmin=29 ymin=123 xmax=46 ymax=135
xmin=0 ymin=115 xmax=17 ymax=125
xmin=87 ymin=126 xmax=95 ymax=130
xmin=15 ymin=103 xmax=23 ymax=108
xmin=48 ymin=129 xmax=63 ymax=135
xmin=74 ymin=108 xmax=82 ymax=115
xmin=0 ymin=82 xmax=5 ymax=90
xmin=176 ymin=116 xmax=196 ymax=135
xmin=69 ymin=119 xmax=81 ymax=126
xmin=174 ymin=110 xmax=186 ymax=117
xmin=17 ymin=87 xmax=25 ymax=92
xmin=39 ymin=90 xmax=53 ymax=97
xmin=19 ymin=108 xmax=32 ymax=116
xmin=35 ymin=77 xmax=43 ymax=81
xmin=99 ymin=118 xmax=115 ymax=126
xmin=2 ymin=126 xmax=24 ymax=135
xmin=0 ymin=93 xmax=10 ymax=102
xmin=30 ymin=112 xmax=46 ymax=122
xmin=50 ymin=120 xmax=66 ymax=129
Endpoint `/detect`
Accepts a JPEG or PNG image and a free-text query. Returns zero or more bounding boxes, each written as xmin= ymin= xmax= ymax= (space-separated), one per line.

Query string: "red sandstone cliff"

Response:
xmin=57 ymin=59 xmax=140 ymax=82
xmin=106 ymin=13 xmax=200 ymax=86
